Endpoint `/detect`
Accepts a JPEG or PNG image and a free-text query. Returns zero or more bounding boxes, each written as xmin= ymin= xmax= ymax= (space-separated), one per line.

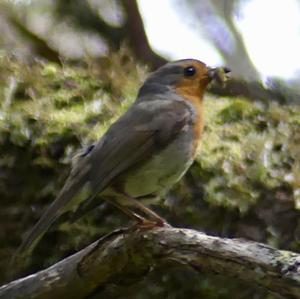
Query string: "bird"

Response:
xmin=18 ymin=59 xmax=230 ymax=255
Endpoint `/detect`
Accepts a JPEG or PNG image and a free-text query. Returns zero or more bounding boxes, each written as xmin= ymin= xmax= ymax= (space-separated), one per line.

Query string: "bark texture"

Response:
xmin=1 ymin=227 xmax=300 ymax=299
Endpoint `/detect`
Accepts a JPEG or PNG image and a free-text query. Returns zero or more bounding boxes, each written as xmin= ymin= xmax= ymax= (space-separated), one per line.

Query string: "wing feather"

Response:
xmin=18 ymin=98 xmax=191 ymax=254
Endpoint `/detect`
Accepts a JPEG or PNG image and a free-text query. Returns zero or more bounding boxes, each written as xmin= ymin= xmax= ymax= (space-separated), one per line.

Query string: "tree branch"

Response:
xmin=1 ymin=227 xmax=300 ymax=299
xmin=55 ymin=0 xmax=167 ymax=69
xmin=208 ymin=78 xmax=298 ymax=104
xmin=121 ymin=0 xmax=167 ymax=68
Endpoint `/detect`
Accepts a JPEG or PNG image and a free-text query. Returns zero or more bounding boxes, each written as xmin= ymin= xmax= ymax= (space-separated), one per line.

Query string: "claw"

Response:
xmin=134 ymin=218 xmax=171 ymax=229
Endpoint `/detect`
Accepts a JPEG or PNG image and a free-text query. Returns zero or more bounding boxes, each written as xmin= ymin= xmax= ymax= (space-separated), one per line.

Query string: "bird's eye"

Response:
xmin=184 ymin=66 xmax=196 ymax=77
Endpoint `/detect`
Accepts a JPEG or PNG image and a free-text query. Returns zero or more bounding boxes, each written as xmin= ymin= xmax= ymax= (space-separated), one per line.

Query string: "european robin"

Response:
xmin=18 ymin=59 xmax=230 ymax=254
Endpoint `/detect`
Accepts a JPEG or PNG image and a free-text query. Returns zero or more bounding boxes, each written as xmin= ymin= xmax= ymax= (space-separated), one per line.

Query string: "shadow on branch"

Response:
xmin=1 ymin=227 xmax=300 ymax=299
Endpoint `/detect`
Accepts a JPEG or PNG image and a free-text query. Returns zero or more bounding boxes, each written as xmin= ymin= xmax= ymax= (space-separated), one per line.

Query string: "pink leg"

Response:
xmin=110 ymin=192 xmax=170 ymax=227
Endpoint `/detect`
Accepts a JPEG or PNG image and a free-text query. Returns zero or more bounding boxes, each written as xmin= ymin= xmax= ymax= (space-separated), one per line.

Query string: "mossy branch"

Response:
xmin=1 ymin=227 xmax=300 ymax=299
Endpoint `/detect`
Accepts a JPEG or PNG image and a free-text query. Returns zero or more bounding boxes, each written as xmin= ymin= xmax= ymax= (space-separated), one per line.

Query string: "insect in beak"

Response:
xmin=208 ymin=66 xmax=231 ymax=86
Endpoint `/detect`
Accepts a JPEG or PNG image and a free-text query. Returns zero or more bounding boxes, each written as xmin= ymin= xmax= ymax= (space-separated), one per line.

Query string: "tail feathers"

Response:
xmin=69 ymin=193 xmax=99 ymax=223
xmin=17 ymin=175 xmax=87 ymax=257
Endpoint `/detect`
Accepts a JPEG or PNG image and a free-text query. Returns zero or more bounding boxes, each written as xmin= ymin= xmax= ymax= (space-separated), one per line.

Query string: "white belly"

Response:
xmin=122 ymin=128 xmax=196 ymax=197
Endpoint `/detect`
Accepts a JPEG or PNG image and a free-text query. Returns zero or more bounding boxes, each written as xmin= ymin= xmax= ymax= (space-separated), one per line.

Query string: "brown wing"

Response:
xmin=18 ymin=98 xmax=191 ymax=254
xmin=87 ymin=99 xmax=191 ymax=194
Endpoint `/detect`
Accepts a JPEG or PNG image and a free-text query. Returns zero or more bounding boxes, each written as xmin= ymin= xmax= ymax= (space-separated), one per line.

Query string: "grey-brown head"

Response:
xmin=138 ymin=59 xmax=230 ymax=99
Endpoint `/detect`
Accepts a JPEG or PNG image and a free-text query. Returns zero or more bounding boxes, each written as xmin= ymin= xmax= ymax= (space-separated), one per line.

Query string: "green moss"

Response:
xmin=217 ymin=98 xmax=260 ymax=123
xmin=197 ymin=97 xmax=300 ymax=212
xmin=0 ymin=52 xmax=299 ymax=290
xmin=0 ymin=54 xmax=299 ymax=217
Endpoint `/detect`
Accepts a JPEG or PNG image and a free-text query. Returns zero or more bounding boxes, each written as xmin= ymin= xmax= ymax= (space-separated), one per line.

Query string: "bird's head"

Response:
xmin=138 ymin=59 xmax=230 ymax=100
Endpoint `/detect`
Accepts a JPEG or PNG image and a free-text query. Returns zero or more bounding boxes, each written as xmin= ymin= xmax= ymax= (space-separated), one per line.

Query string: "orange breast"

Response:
xmin=175 ymin=84 xmax=205 ymax=157
xmin=187 ymin=95 xmax=204 ymax=157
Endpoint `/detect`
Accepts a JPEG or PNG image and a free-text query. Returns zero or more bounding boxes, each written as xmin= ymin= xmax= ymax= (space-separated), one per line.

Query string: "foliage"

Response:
xmin=0 ymin=52 xmax=299 ymax=298
xmin=201 ymin=97 xmax=300 ymax=212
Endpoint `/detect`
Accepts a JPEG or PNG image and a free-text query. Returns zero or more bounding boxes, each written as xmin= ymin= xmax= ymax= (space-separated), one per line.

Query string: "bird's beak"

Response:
xmin=208 ymin=66 xmax=231 ymax=85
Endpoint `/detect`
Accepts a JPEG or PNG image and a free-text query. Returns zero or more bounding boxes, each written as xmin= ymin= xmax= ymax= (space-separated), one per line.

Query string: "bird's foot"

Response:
xmin=134 ymin=218 xmax=171 ymax=229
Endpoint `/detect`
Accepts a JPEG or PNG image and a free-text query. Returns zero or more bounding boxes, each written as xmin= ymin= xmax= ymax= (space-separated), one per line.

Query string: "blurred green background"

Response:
xmin=0 ymin=1 xmax=300 ymax=298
